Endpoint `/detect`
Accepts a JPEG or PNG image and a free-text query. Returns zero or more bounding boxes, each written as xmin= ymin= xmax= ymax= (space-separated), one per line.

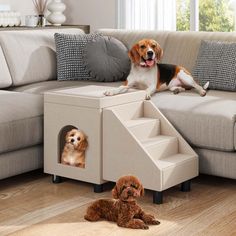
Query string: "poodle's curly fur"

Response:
xmin=84 ymin=175 xmax=160 ymax=229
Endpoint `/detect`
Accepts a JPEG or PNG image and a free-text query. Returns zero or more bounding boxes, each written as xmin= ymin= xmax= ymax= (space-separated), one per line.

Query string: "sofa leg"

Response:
xmin=153 ymin=191 xmax=163 ymax=204
xmin=181 ymin=180 xmax=191 ymax=192
xmin=52 ymin=175 xmax=62 ymax=184
xmin=94 ymin=184 xmax=103 ymax=193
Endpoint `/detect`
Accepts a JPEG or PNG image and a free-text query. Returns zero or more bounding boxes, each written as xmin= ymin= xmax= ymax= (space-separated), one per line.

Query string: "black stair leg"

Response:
xmin=94 ymin=184 xmax=103 ymax=193
xmin=52 ymin=175 xmax=62 ymax=184
xmin=181 ymin=180 xmax=191 ymax=192
xmin=153 ymin=191 xmax=163 ymax=204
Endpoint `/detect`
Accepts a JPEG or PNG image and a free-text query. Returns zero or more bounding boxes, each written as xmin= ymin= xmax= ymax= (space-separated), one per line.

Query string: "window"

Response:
xmin=177 ymin=0 xmax=235 ymax=31
xmin=199 ymin=0 xmax=234 ymax=31
xmin=118 ymin=0 xmax=235 ymax=31
xmin=117 ymin=0 xmax=176 ymax=30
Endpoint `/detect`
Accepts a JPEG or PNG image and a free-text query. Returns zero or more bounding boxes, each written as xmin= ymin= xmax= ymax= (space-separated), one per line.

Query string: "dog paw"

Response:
xmin=203 ymin=81 xmax=210 ymax=90
xmin=150 ymin=219 xmax=160 ymax=225
xmin=145 ymin=92 xmax=151 ymax=100
xmin=142 ymin=224 xmax=149 ymax=230
xmin=143 ymin=214 xmax=160 ymax=225
xmin=173 ymin=88 xmax=180 ymax=94
xmin=104 ymin=90 xmax=114 ymax=96
xmin=200 ymin=89 xmax=206 ymax=97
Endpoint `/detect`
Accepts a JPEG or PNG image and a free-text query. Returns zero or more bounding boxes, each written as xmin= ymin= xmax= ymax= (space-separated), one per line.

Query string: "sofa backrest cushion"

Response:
xmin=162 ymin=31 xmax=236 ymax=72
xmin=98 ymin=29 xmax=236 ymax=73
xmin=97 ymin=29 xmax=169 ymax=54
xmin=0 ymin=28 xmax=84 ymax=86
xmin=0 ymin=45 xmax=12 ymax=88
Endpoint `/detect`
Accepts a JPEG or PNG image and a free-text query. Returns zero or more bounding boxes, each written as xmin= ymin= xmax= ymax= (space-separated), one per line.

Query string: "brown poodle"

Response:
xmin=84 ymin=175 xmax=160 ymax=229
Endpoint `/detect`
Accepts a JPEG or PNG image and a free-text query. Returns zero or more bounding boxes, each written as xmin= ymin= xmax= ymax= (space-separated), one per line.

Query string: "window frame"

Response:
xmin=190 ymin=0 xmax=199 ymax=31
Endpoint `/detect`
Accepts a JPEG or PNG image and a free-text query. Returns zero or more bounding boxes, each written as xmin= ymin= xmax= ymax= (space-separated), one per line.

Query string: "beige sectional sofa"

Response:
xmin=0 ymin=28 xmax=235 ymax=181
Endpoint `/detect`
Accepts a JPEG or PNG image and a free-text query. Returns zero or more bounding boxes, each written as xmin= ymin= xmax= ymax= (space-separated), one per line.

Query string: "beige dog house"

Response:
xmin=44 ymin=85 xmax=198 ymax=203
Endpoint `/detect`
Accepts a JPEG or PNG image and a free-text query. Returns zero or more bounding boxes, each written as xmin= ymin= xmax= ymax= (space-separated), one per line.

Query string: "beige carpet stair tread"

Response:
xmin=141 ymin=135 xmax=177 ymax=147
xmin=124 ymin=117 xmax=158 ymax=127
xmin=141 ymin=135 xmax=178 ymax=160
xmin=126 ymin=117 xmax=161 ymax=139
xmin=155 ymin=153 xmax=196 ymax=169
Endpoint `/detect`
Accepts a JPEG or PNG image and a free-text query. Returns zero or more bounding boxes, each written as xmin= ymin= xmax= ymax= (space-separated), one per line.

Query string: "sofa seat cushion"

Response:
xmin=11 ymin=81 xmax=236 ymax=151
xmin=152 ymin=90 xmax=236 ymax=151
xmin=0 ymin=91 xmax=43 ymax=154
xmin=10 ymin=80 xmax=122 ymax=95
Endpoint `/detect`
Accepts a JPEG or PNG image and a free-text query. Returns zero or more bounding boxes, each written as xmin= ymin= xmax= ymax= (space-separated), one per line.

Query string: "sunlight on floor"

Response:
xmin=4 ymin=219 xmax=178 ymax=236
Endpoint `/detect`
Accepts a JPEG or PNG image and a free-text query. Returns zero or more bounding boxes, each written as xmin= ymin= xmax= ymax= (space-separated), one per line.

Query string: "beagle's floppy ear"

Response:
xmin=155 ymin=43 xmax=163 ymax=62
xmin=112 ymin=185 xmax=119 ymax=199
xmin=128 ymin=44 xmax=140 ymax=64
xmin=79 ymin=136 xmax=88 ymax=151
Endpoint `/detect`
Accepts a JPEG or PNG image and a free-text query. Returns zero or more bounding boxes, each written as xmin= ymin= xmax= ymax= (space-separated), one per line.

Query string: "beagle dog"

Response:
xmin=104 ymin=39 xmax=209 ymax=99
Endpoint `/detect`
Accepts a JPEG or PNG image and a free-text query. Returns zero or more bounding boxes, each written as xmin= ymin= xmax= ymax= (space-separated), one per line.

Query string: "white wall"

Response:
xmin=64 ymin=0 xmax=117 ymax=32
xmin=0 ymin=0 xmax=117 ymax=31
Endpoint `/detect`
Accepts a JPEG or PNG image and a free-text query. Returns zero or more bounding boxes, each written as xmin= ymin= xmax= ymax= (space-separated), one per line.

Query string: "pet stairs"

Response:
xmin=103 ymin=99 xmax=198 ymax=204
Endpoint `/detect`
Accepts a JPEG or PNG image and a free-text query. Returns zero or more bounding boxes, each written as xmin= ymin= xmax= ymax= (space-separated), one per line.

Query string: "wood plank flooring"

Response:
xmin=0 ymin=171 xmax=235 ymax=236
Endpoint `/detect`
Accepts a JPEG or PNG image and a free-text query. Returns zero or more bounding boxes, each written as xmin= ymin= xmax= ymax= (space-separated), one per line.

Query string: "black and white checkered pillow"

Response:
xmin=193 ymin=40 xmax=236 ymax=91
xmin=54 ymin=32 xmax=102 ymax=81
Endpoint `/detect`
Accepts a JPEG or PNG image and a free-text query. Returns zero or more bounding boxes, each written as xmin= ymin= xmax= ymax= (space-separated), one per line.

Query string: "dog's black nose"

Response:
xmin=127 ymin=189 xmax=132 ymax=195
xmin=71 ymin=138 xmax=75 ymax=143
xmin=147 ymin=50 xmax=153 ymax=58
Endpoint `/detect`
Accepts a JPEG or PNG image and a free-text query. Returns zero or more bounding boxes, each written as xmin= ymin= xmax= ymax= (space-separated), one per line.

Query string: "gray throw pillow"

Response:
xmin=83 ymin=36 xmax=131 ymax=82
xmin=193 ymin=40 xmax=236 ymax=91
xmin=54 ymin=32 xmax=102 ymax=81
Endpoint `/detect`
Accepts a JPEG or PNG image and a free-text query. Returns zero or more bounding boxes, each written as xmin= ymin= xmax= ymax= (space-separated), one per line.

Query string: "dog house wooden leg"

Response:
xmin=93 ymin=184 xmax=103 ymax=193
xmin=181 ymin=180 xmax=191 ymax=192
xmin=52 ymin=175 xmax=62 ymax=184
xmin=153 ymin=191 xmax=163 ymax=204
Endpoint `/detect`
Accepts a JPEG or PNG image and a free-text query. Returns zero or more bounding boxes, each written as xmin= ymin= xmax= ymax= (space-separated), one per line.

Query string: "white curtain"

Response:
xmin=117 ymin=0 xmax=176 ymax=30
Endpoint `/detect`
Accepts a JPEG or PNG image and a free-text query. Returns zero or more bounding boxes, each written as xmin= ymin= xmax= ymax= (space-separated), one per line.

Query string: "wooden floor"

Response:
xmin=0 ymin=171 xmax=235 ymax=236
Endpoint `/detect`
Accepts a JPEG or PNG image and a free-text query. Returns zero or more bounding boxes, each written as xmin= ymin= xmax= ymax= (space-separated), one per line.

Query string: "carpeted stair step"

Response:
xmin=141 ymin=135 xmax=178 ymax=160
xmin=125 ymin=117 xmax=160 ymax=139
